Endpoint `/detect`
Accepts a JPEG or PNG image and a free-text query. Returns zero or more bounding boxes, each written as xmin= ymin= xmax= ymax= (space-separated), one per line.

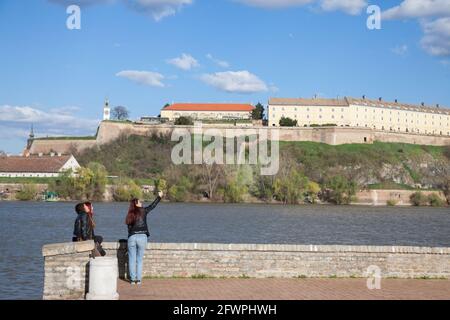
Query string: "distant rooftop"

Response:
xmin=269 ymin=97 xmax=450 ymax=115
xmin=269 ymin=97 xmax=348 ymax=107
xmin=0 ymin=155 xmax=73 ymax=173
xmin=163 ymin=103 xmax=255 ymax=112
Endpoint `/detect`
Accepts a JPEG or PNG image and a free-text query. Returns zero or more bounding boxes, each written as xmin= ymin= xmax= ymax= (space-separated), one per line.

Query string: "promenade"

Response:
xmin=118 ymin=278 xmax=450 ymax=300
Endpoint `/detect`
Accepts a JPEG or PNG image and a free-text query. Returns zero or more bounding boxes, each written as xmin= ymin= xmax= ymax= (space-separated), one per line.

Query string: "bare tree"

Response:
xmin=200 ymin=164 xmax=224 ymax=200
xmin=112 ymin=106 xmax=130 ymax=121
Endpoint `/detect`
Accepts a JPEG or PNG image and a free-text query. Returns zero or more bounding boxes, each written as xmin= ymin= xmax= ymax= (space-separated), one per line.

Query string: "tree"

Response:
xmin=441 ymin=178 xmax=450 ymax=205
xmin=273 ymin=168 xmax=309 ymax=205
xmin=175 ymin=116 xmax=194 ymax=126
xmin=16 ymin=185 xmax=38 ymax=201
xmin=428 ymin=193 xmax=445 ymax=207
xmin=279 ymin=117 xmax=298 ymax=127
xmin=112 ymin=106 xmax=130 ymax=121
xmin=86 ymin=162 xmax=108 ymax=201
xmin=409 ymin=192 xmax=428 ymax=206
xmin=200 ymin=164 xmax=223 ymax=200
xmin=326 ymin=176 xmax=357 ymax=205
xmin=252 ymin=103 xmax=265 ymax=120
xmin=113 ymin=179 xmax=142 ymax=202
xmin=168 ymin=177 xmax=193 ymax=202
xmin=0 ymin=150 xmax=6 ymax=157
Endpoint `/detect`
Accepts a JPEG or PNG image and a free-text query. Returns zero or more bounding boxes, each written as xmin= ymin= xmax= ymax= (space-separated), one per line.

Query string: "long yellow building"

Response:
xmin=268 ymin=96 xmax=450 ymax=136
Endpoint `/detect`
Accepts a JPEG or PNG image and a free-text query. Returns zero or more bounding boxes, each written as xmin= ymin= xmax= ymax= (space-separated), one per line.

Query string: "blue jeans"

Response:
xmin=128 ymin=234 xmax=148 ymax=282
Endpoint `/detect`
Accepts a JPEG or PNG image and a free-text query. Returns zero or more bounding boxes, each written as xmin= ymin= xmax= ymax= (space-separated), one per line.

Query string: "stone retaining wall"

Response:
xmin=355 ymin=189 xmax=446 ymax=206
xmin=29 ymin=122 xmax=450 ymax=156
xmin=42 ymin=241 xmax=450 ymax=300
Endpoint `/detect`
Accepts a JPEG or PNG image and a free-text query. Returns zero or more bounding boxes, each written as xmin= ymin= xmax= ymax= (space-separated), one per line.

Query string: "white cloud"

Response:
xmin=206 ymin=54 xmax=230 ymax=68
xmin=320 ymin=0 xmax=367 ymax=15
xmin=382 ymin=0 xmax=450 ymax=20
xmin=382 ymin=1 xmax=450 ymax=57
xmin=201 ymin=70 xmax=269 ymax=94
xmin=48 ymin=0 xmax=113 ymax=5
xmin=0 ymin=105 xmax=100 ymax=142
xmin=391 ymin=44 xmax=408 ymax=55
xmin=167 ymin=53 xmax=200 ymax=70
xmin=235 ymin=0 xmax=312 ymax=8
xmin=126 ymin=0 xmax=193 ymax=21
xmin=420 ymin=17 xmax=450 ymax=56
xmin=116 ymin=70 xmax=166 ymax=87
xmin=236 ymin=0 xmax=367 ymax=14
xmin=49 ymin=0 xmax=193 ymax=21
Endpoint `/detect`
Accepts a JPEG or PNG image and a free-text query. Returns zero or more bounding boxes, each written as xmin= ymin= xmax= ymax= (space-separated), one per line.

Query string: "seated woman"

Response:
xmin=72 ymin=202 xmax=106 ymax=257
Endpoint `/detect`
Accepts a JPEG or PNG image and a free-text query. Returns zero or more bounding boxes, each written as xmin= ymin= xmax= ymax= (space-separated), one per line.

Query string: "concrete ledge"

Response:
xmin=102 ymin=242 xmax=450 ymax=255
xmin=42 ymin=241 xmax=95 ymax=257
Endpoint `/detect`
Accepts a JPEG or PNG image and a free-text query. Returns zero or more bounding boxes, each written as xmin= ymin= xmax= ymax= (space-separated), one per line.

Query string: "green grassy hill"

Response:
xmin=77 ymin=134 xmax=449 ymax=189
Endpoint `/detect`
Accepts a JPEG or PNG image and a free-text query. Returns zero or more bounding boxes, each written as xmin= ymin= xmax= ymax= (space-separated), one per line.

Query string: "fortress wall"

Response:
xmin=42 ymin=241 xmax=450 ymax=299
xmin=28 ymin=122 xmax=450 ymax=155
xmin=374 ymin=130 xmax=450 ymax=146
xmin=29 ymin=139 xmax=97 ymax=155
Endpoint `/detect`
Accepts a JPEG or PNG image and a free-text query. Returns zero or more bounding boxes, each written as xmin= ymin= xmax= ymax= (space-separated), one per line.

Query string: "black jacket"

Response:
xmin=73 ymin=208 xmax=95 ymax=241
xmin=127 ymin=197 xmax=161 ymax=238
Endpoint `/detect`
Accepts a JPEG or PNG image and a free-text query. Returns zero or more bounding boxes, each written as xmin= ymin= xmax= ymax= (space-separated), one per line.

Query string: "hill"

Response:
xmin=75 ymin=133 xmax=450 ymax=204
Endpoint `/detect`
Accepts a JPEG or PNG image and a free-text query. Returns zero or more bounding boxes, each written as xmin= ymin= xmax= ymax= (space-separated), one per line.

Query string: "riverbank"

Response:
xmin=1 ymin=182 xmax=447 ymax=207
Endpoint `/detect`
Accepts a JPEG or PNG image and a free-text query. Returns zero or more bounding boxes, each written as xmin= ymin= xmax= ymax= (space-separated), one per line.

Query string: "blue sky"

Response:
xmin=1 ymin=0 xmax=450 ymax=154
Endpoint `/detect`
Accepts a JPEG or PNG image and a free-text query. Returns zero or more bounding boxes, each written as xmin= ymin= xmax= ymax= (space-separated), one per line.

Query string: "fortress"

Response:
xmin=26 ymin=120 xmax=450 ymax=156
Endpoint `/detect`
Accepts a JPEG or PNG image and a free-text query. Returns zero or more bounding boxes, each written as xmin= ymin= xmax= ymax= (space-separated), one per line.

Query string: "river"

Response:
xmin=0 ymin=201 xmax=449 ymax=299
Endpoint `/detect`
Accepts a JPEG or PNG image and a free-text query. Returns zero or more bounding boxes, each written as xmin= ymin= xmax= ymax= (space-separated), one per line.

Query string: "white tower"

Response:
xmin=103 ymin=99 xmax=111 ymax=121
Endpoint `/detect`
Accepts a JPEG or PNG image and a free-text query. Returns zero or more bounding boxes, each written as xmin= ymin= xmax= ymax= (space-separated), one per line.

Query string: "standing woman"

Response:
xmin=125 ymin=191 xmax=163 ymax=285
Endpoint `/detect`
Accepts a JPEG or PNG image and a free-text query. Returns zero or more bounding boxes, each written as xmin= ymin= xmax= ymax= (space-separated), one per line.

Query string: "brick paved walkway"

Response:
xmin=118 ymin=278 xmax=450 ymax=300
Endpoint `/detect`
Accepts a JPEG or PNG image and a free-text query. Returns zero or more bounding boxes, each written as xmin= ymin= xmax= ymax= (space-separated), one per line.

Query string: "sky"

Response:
xmin=1 ymin=0 xmax=450 ymax=154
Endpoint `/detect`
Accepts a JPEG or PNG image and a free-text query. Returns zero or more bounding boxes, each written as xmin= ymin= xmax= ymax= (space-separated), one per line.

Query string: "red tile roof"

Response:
xmin=0 ymin=155 xmax=73 ymax=173
xmin=163 ymin=103 xmax=254 ymax=112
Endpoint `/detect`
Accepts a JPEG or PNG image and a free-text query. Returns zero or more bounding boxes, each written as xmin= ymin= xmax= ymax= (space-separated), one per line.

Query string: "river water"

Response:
xmin=0 ymin=202 xmax=449 ymax=299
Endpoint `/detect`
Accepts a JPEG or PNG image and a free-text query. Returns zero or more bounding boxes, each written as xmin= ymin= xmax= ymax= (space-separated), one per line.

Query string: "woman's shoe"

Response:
xmin=136 ymin=281 xmax=142 ymax=285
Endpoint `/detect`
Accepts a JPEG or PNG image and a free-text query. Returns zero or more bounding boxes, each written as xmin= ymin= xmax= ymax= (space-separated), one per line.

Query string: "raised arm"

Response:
xmin=144 ymin=196 xmax=162 ymax=214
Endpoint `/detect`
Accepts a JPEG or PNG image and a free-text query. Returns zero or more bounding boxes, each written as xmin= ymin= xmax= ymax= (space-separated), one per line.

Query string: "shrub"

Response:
xmin=113 ymin=179 xmax=142 ymax=202
xmin=386 ymin=199 xmax=398 ymax=206
xmin=409 ymin=192 xmax=428 ymax=206
xmin=325 ymin=176 xmax=357 ymax=205
xmin=223 ymin=181 xmax=247 ymax=203
xmin=306 ymin=181 xmax=321 ymax=204
xmin=169 ymin=177 xmax=193 ymax=202
xmin=16 ymin=184 xmax=38 ymax=201
xmin=175 ymin=116 xmax=194 ymax=126
xmin=427 ymin=193 xmax=445 ymax=207
xmin=279 ymin=117 xmax=298 ymax=127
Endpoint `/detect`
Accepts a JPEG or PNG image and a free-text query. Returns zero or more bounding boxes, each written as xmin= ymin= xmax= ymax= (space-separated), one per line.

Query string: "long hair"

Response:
xmin=84 ymin=202 xmax=96 ymax=229
xmin=125 ymin=198 xmax=143 ymax=225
